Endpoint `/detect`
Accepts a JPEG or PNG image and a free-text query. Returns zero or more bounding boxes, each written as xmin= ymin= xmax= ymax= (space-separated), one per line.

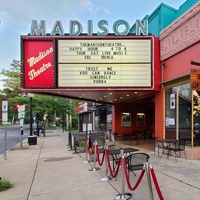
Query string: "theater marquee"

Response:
xmin=21 ymin=36 xmax=155 ymax=89
xmin=58 ymin=39 xmax=152 ymax=87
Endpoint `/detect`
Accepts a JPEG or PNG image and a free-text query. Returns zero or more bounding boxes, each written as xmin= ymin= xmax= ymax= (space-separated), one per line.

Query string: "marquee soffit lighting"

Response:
xmin=77 ymin=91 xmax=141 ymax=103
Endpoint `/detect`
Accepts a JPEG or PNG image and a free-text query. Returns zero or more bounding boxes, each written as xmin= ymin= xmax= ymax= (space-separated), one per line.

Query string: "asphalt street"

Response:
xmin=0 ymin=124 xmax=29 ymax=155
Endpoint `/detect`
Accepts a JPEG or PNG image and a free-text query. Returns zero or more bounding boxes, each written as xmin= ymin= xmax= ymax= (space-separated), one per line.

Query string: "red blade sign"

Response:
xmin=190 ymin=67 xmax=200 ymax=91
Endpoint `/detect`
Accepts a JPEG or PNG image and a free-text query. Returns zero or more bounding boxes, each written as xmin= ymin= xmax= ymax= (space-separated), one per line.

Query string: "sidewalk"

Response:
xmin=0 ymin=130 xmax=200 ymax=200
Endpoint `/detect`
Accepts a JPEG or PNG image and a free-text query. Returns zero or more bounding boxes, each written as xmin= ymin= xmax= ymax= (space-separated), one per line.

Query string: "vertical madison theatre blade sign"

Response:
xmin=21 ymin=19 xmax=160 ymax=90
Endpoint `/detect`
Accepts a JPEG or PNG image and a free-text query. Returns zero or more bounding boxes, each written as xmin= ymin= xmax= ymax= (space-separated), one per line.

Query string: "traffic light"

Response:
xmin=16 ymin=104 xmax=20 ymax=111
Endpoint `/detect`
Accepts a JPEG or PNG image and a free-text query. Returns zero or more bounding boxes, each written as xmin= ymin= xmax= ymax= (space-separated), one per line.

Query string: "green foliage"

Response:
xmin=1 ymin=59 xmax=21 ymax=98
xmin=77 ymin=140 xmax=85 ymax=147
xmin=89 ymin=147 xmax=94 ymax=153
xmin=0 ymin=59 xmax=79 ymax=129
xmin=0 ymin=178 xmax=13 ymax=192
xmin=97 ymin=139 xmax=103 ymax=147
xmin=7 ymin=95 xmax=78 ymax=128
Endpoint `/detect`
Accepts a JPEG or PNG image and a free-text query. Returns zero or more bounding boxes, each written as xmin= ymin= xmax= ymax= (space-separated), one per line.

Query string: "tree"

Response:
xmin=7 ymin=94 xmax=78 ymax=129
xmin=0 ymin=59 xmax=79 ymax=129
xmin=1 ymin=59 xmax=21 ymax=98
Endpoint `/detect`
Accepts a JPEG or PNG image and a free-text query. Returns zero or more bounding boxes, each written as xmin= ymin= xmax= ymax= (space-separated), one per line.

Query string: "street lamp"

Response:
xmin=28 ymin=93 xmax=34 ymax=136
xmin=43 ymin=113 xmax=47 ymax=137
xmin=54 ymin=98 xmax=57 ymax=130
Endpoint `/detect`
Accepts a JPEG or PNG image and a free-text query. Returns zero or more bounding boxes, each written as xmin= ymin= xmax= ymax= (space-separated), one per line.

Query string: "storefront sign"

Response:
xmin=23 ymin=40 xmax=55 ymax=88
xmin=58 ymin=39 xmax=152 ymax=87
xmin=190 ymin=68 xmax=200 ymax=90
xmin=2 ymin=101 xmax=8 ymax=123
xmin=30 ymin=19 xmax=148 ymax=36
xmin=170 ymin=94 xmax=175 ymax=109
xmin=77 ymin=102 xmax=88 ymax=114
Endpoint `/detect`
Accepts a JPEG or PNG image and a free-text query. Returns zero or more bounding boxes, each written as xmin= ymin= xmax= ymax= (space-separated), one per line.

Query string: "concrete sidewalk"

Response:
xmin=0 ymin=130 xmax=200 ymax=200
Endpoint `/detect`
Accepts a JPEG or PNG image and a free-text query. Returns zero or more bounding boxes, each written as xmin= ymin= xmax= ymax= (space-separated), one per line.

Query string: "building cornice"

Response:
xmin=160 ymin=1 xmax=200 ymax=60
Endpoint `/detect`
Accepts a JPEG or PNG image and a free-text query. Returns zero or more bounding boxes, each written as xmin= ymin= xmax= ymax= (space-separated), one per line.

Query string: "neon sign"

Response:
xmin=30 ymin=19 xmax=148 ymax=36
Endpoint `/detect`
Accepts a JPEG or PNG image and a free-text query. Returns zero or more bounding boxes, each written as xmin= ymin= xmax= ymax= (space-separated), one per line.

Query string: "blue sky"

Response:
xmin=0 ymin=0 xmax=186 ymax=83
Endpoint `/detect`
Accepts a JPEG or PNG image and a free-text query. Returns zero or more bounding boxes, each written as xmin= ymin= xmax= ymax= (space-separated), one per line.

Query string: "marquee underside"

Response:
xmin=20 ymin=88 xmax=155 ymax=104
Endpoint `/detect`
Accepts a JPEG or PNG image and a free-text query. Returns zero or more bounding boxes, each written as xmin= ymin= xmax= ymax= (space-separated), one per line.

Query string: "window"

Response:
xmin=165 ymin=83 xmax=192 ymax=141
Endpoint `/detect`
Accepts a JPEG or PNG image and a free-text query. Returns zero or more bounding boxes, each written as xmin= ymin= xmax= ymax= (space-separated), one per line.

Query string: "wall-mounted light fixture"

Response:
xmin=160 ymin=61 xmax=165 ymax=68
xmin=191 ymin=61 xmax=200 ymax=66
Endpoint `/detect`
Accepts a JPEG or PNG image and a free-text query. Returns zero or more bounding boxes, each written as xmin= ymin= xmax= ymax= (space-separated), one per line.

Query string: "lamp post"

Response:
xmin=43 ymin=113 xmax=47 ymax=137
xmin=28 ymin=93 xmax=34 ymax=136
xmin=54 ymin=98 xmax=57 ymax=130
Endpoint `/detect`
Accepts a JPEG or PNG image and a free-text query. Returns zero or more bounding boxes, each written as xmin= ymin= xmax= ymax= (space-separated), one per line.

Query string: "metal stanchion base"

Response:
xmin=101 ymin=176 xmax=112 ymax=182
xmin=114 ymin=193 xmax=132 ymax=200
xmin=89 ymin=167 xmax=100 ymax=171
xmin=83 ymin=160 xmax=89 ymax=164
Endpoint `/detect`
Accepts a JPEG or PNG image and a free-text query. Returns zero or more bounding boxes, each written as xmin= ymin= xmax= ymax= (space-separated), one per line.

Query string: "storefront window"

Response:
xmin=178 ymin=84 xmax=191 ymax=129
xmin=106 ymin=106 xmax=112 ymax=131
xmin=94 ymin=105 xmax=112 ymax=131
xmin=165 ymin=83 xmax=192 ymax=140
xmin=165 ymin=87 xmax=177 ymax=131
xmin=80 ymin=112 xmax=93 ymax=132
xmin=193 ymin=90 xmax=200 ymax=146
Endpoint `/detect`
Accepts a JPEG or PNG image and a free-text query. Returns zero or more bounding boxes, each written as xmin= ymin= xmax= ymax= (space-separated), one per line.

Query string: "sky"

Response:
xmin=0 ymin=0 xmax=187 ymax=86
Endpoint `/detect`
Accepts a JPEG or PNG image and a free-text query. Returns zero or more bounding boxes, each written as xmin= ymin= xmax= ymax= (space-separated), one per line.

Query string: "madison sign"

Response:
xmin=29 ymin=19 xmax=148 ymax=36
xmin=21 ymin=19 xmax=160 ymax=89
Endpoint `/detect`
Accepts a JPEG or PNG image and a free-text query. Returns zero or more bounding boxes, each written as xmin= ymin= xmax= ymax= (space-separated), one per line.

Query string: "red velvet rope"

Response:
xmin=88 ymin=144 xmax=164 ymax=199
xmin=95 ymin=145 xmax=105 ymax=166
xmin=105 ymin=149 xmax=121 ymax=178
xmin=122 ymin=157 xmax=145 ymax=191
xmin=150 ymin=168 xmax=164 ymax=200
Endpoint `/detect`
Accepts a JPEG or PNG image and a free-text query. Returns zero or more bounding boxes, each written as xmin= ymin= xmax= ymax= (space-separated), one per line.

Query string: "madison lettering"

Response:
xmin=28 ymin=62 xmax=52 ymax=80
xmin=27 ymin=47 xmax=53 ymax=67
xmin=30 ymin=19 xmax=148 ymax=36
xmin=27 ymin=47 xmax=53 ymax=80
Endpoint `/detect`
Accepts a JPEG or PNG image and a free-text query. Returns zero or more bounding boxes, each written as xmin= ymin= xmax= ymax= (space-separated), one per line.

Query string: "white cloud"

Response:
xmin=0 ymin=0 xmax=95 ymax=24
xmin=103 ymin=8 xmax=111 ymax=15
xmin=0 ymin=0 xmax=189 ymax=70
xmin=81 ymin=0 xmax=94 ymax=12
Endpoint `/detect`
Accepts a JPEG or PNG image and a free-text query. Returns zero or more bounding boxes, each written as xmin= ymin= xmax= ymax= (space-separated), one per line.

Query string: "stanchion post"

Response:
xmin=89 ymin=140 xmax=100 ymax=171
xmin=114 ymin=150 xmax=132 ymax=200
xmin=145 ymin=162 xmax=154 ymax=200
xmin=101 ymin=144 xmax=110 ymax=182
xmin=121 ymin=150 xmax=125 ymax=196
xmin=86 ymin=131 xmax=89 ymax=160
xmin=83 ymin=131 xmax=89 ymax=164
xmin=93 ymin=140 xmax=97 ymax=169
